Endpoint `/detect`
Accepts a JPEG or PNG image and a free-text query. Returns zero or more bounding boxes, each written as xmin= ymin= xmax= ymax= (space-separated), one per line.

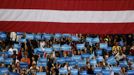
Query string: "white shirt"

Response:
xmin=10 ymin=32 xmax=17 ymax=41
xmin=115 ymin=53 xmax=126 ymax=61
xmin=8 ymin=48 xmax=18 ymax=55
xmin=40 ymin=41 xmax=45 ymax=48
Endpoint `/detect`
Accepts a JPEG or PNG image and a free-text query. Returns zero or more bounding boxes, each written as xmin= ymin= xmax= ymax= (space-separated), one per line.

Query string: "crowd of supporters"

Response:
xmin=0 ymin=32 xmax=134 ymax=75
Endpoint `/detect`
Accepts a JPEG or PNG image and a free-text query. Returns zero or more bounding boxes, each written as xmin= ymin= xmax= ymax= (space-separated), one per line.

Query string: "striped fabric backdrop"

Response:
xmin=0 ymin=0 xmax=134 ymax=34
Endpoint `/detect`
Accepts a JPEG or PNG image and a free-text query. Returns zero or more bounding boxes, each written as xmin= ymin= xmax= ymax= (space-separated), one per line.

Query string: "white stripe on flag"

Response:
xmin=0 ymin=9 xmax=134 ymax=23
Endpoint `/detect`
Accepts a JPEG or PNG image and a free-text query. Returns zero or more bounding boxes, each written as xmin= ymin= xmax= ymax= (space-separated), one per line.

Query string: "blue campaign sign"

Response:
xmin=36 ymin=72 xmax=46 ymax=75
xmin=56 ymin=57 xmax=65 ymax=64
xmin=9 ymin=72 xmax=19 ymax=75
xmin=69 ymin=61 xmax=77 ymax=66
xmin=102 ymin=70 xmax=110 ymax=75
xmin=86 ymin=37 xmax=93 ymax=46
xmin=80 ymin=71 xmax=88 ymax=75
xmin=81 ymin=53 xmax=90 ymax=58
xmin=96 ymin=50 xmax=102 ymax=56
xmin=112 ymin=67 xmax=121 ymax=73
xmin=52 ymin=44 xmax=60 ymax=51
xmin=62 ymin=34 xmax=71 ymax=38
xmin=119 ymin=61 xmax=128 ymax=67
xmin=0 ymin=33 xmax=7 ymax=40
xmin=71 ymin=36 xmax=79 ymax=41
xmin=105 ymin=47 xmax=112 ymax=52
xmin=26 ymin=34 xmax=34 ymax=40
xmin=14 ymin=43 xmax=21 ymax=49
xmin=72 ymin=55 xmax=81 ymax=61
xmin=127 ymin=56 xmax=134 ymax=61
xmin=59 ymin=68 xmax=68 ymax=74
xmin=34 ymin=48 xmax=43 ymax=54
xmin=97 ymin=56 xmax=104 ymax=62
xmin=100 ymin=43 xmax=108 ymax=49
xmin=16 ymin=32 xmax=24 ymax=35
xmin=127 ymin=70 xmax=134 ymax=75
xmin=78 ymin=60 xmax=86 ymax=67
xmin=4 ymin=58 xmax=13 ymax=65
xmin=86 ymin=37 xmax=93 ymax=42
xmin=54 ymin=33 xmax=62 ymax=39
xmin=37 ymin=62 xmax=47 ymax=67
xmin=90 ymin=59 xmax=97 ymax=65
xmin=0 ymin=67 xmax=9 ymax=74
xmin=65 ymin=57 xmax=72 ymax=62
xmin=42 ymin=34 xmax=52 ymax=40
xmin=20 ymin=62 xmax=28 ymax=69
xmin=44 ymin=47 xmax=53 ymax=53
xmin=19 ymin=38 xmax=26 ymax=43
xmin=106 ymin=56 xmax=117 ymax=65
xmin=0 ymin=33 xmax=7 ymax=38
xmin=38 ymin=58 xmax=47 ymax=63
xmin=71 ymin=69 xmax=78 ymax=75
xmin=76 ymin=44 xmax=85 ymax=50
xmin=94 ymin=67 xmax=102 ymax=73
xmin=92 ymin=37 xmax=100 ymax=44
xmin=35 ymin=34 xmax=42 ymax=40
xmin=61 ymin=44 xmax=71 ymax=51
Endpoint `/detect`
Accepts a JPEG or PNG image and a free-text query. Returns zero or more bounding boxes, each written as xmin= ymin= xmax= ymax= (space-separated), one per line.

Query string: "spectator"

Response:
xmin=21 ymin=52 xmax=30 ymax=65
xmin=112 ymin=42 xmax=121 ymax=55
xmin=115 ymin=51 xmax=126 ymax=61
xmin=130 ymin=42 xmax=134 ymax=55
xmin=10 ymin=32 xmax=17 ymax=42
xmin=87 ymin=65 xmax=94 ymax=74
xmin=28 ymin=61 xmax=39 ymax=75
xmin=15 ymin=62 xmax=21 ymax=73
xmin=8 ymin=45 xmax=18 ymax=55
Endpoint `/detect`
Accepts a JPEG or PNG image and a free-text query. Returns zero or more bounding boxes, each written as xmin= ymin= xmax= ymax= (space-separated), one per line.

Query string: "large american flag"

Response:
xmin=0 ymin=0 xmax=134 ymax=34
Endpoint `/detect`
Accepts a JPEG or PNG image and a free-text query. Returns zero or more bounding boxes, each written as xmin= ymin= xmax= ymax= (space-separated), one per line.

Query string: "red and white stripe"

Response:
xmin=0 ymin=0 xmax=134 ymax=34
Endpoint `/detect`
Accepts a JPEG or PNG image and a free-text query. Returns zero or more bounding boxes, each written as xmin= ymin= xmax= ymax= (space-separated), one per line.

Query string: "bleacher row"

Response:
xmin=0 ymin=32 xmax=134 ymax=75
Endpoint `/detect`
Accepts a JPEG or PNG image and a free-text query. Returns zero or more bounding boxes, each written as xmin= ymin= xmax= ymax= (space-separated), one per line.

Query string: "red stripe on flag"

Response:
xmin=0 ymin=21 xmax=134 ymax=34
xmin=0 ymin=0 xmax=134 ymax=10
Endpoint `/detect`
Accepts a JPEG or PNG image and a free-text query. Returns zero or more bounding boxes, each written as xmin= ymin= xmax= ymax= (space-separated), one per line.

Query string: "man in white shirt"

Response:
xmin=10 ymin=32 xmax=17 ymax=42
xmin=8 ymin=45 xmax=18 ymax=55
